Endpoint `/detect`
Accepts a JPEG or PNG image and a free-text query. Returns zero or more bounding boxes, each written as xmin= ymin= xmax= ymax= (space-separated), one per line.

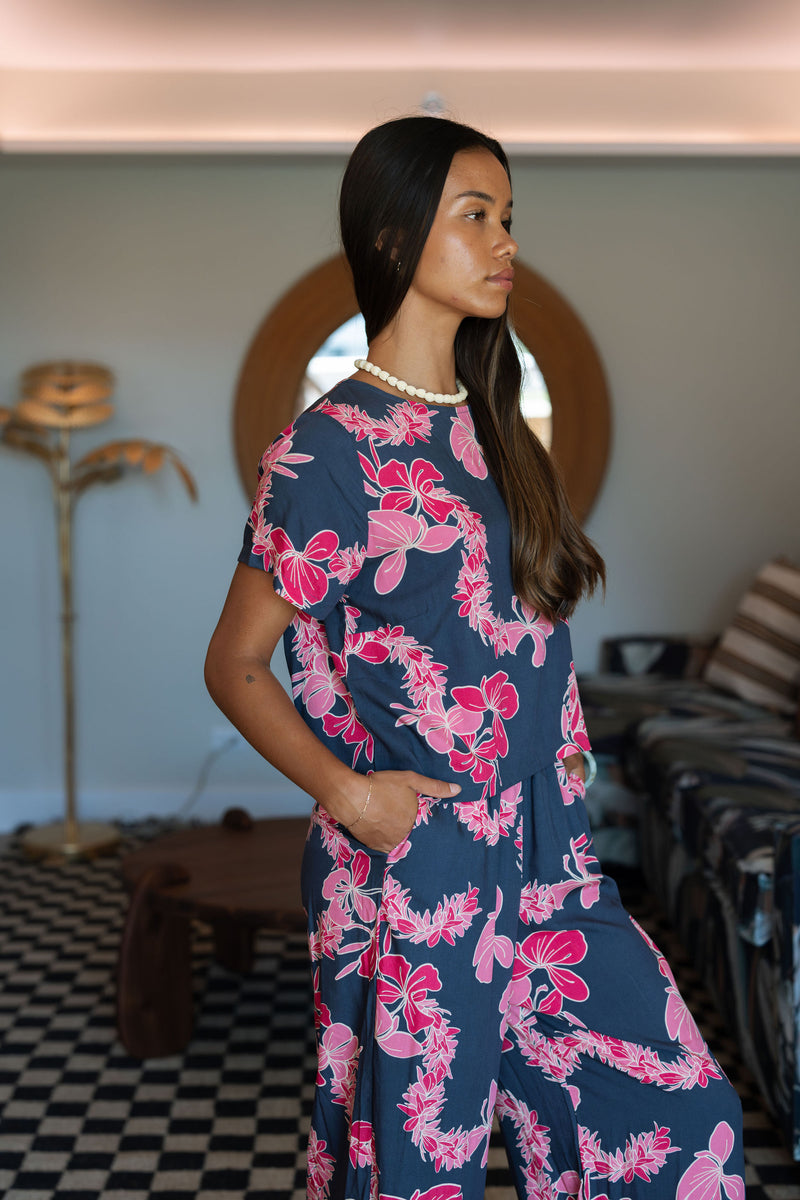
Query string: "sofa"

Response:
xmin=579 ymin=559 xmax=800 ymax=1158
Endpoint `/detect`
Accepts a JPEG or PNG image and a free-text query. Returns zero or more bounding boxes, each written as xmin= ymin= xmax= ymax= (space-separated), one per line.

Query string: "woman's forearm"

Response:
xmin=205 ymin=651 xmax=365 ymax=827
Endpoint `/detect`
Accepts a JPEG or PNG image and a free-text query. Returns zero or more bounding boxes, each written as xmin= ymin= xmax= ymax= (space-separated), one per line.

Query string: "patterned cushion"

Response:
xmin=703 ymin=559 xmax=800 ymax=715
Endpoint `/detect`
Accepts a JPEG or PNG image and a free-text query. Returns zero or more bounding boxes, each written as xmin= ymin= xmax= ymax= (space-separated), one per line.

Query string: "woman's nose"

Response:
xmin=499 ymin=231 xmax=518 ymax=259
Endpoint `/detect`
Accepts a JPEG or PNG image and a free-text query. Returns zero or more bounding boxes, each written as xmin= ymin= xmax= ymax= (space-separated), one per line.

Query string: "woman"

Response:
xmin=206 ymin=116 xmax=743 ymax=1200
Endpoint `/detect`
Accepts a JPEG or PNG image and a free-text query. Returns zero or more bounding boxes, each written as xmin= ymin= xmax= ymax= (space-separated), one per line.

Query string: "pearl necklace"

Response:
xmin=355 ymin=358 xmax=468 ymax=406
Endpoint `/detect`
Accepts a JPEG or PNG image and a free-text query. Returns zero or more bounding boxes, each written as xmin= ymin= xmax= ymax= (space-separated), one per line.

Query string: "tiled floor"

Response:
xmin=0 ymin=824 xmax=798 ymax=1199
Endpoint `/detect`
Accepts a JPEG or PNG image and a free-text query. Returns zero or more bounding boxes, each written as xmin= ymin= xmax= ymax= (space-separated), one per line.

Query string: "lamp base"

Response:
xmin=22 ymin=820 xmax=120 ymax=861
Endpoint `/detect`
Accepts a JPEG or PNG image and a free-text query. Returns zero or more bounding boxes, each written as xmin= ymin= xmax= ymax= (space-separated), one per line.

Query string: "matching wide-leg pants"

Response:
xmin=300 ymin=766 xmax=744 ymax=1200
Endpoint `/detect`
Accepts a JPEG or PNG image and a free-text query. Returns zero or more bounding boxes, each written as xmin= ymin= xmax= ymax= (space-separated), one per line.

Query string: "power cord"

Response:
xmin=174 ymin=731 xmax=240 ymax=821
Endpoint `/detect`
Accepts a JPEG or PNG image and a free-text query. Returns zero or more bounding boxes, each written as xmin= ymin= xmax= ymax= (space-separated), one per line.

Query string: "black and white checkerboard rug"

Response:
xmin=1 ymin=823 xmax=798 ymax=1200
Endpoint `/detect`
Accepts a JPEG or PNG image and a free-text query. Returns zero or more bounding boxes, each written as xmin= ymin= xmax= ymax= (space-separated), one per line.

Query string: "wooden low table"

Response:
xmin=117 ymin=810 xmax=309 ymax=1059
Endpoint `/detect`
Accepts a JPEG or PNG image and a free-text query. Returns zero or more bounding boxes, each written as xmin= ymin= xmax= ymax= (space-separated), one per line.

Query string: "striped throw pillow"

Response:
xmin=703 ymin=559 xmax=800 ymax=715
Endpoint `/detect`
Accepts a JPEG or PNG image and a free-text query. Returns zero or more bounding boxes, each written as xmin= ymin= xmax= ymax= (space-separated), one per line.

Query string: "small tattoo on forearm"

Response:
xmin=245 ymin=674 xmax=256 ymax=684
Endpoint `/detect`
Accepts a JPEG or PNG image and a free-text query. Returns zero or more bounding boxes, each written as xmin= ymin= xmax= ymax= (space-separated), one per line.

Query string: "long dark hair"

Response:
xmin=339 ymin=115 xmax=604 ymax=622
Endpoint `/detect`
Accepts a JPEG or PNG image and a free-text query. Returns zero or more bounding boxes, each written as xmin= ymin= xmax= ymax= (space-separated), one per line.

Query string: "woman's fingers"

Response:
xmin=405 ymin=773 xmax=461 ymax=798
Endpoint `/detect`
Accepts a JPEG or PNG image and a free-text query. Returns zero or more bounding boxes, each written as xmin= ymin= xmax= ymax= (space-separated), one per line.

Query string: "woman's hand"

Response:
xmin=563 ymin=751 xmax=585 ymax=785
xmin=340 ymin=770 xmax=461 ymax=854
xmin=206 ymin=567 xmax=461 ymax=856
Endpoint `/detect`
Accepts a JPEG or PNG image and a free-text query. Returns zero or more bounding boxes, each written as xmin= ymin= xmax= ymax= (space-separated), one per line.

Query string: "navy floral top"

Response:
xmin=239 ymin=379 xmax=590 ymax=798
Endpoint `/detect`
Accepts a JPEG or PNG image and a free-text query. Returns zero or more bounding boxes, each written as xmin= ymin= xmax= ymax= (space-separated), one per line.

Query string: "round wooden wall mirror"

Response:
xmin=234 ymin=254 xmax=611 ymax=522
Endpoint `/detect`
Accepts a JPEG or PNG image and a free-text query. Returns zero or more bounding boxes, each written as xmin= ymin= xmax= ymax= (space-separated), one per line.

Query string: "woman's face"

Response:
xmin=406 ymin=147 xmax=518 ymax=325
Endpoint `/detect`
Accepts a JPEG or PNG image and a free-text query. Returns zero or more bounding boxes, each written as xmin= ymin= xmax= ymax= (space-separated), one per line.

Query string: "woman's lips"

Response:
xmin=488 ymin=268 xmax=515 ymax=290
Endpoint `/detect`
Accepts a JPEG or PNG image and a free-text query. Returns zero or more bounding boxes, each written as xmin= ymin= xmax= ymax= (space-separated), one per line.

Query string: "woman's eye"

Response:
xmin=466 ymin=209 xmax=486 ymax=221
xmin=502 ymin=218 xmax=513 ymax=233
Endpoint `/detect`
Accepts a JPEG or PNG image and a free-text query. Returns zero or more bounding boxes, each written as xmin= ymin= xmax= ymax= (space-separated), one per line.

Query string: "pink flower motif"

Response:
xmin=451 ymin=671 xmax=519 ymax=758
xmin=452 ymin=671 xmax=519 ymax=724
xmin=348 ymin=1120 xmax=375 ymax=1170
xmin=377 ymin=457 xmax=456 ymax=523
xmin=294 ymin=649 xmax=346 ymax=719
xmin=306 ymin=1128 xmax=336 ymax=1200
xmin=519 ymin=882 xmax=557 ymax=926
xmin=448 ymin=732 xmax=501 ymax=792
xmin=501 ymin=600 xmax=553 ymax=666
xmin=561 ymin=664 xmax=591 ymax=752
xmin=450 ymin=407 xmax=488 ymax=479
xmin=554 ymin=1169 xmax=581 ymax=1196
xmin=260 ymin=427 xmax=314 ymax=480
xmin=383 ymin=1183 xmax=465 ymax=1200
xmin=562 ymin=833 xmax=602 ymax=909
xmin=366 ymin=510 xmax=461 ymax=593
xmin=677 ymin=1122 xmax=743 ymax=1200
xmin=317 ymin=1021 xmax=359 ymax=1104
xmin=454 ymin=786 xmax=521 ymax=846
xmin=268 ymin=527 xmax=338 ymax=607
xmin=416 ymin=693 xmax=484 ymax=754
xmin=607 ymin=1124 xmax=677 ymax=1184
xmin=375 ymin=998 xmax=425 ymax=1059
xmin=387 ymin=400 xmax=434 ymax=445
xmin=660 ymin=958 xmax=707 ymax=1053
xmin=516 ymin=929 xmax=589 ymax=1014
xmin=321 ymin=849 xmax=377 ymax=926
xmin=377 ymin=954 xmax=442 ymax=1034
xmin=321 ymin=694 xmax=374 ymax=765
xmin=473 ymin=886 xmax=514 ymax=983
xmin=328 ymin=542 xmax=366 ymax=584
xmin=499 ymin=970 xmax=533 ymax=1046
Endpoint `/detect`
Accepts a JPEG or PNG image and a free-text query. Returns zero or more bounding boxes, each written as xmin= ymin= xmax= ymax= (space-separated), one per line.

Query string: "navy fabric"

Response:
xmin=301 ymin=777 xmax=744 ymax=1200
xmin=239 ymin=380 xmax=588 ymax=795
xmin=239 ymin=379 xmax=744 ymax=1198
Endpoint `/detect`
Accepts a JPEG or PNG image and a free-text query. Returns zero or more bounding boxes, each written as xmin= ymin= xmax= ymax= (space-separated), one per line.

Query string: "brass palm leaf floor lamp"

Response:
xmin=0 ymin=361 xmax=197 ymax=860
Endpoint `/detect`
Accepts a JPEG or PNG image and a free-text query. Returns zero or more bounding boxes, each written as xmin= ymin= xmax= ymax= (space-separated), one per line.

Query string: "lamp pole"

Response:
xmin=0 ymin=360 xmax=197 ymax=862
xmin=23 ymin=424 xmax=121 ymax=859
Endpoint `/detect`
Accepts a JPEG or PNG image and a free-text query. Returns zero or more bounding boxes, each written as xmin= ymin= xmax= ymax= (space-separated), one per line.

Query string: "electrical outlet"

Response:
xmin=210 ymin=723 xmax=239 ymax=753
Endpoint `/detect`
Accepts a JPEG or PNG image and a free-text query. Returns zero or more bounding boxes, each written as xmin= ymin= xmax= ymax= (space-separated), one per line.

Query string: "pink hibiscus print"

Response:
xmin=516 ymin=929 xmax=589 ymax=1014
xmin=473 ymin=886 xmax=514 ymax=983
xmin=294 ymin=648 xmax=346 ymax=719
xmin=383 ymin=1187 xmax=464 ymax=1200
xmin=660 ymin=960 xmax=707 ymax=1052
xmin=268 ymin=526 xmax=338 ymax=607
xmin=450 ymin=407 xmax=487 ymax=478
xmin=377 ymin=954 xmax=443 ymax=1035
xmin=375 ymin=457 xmax=455 ymax=523
xmin=414 ymin=693 xmax=484 ymax=754
xmin=677 ymin=1122 xmax=743 ymax=1200
xmin=366 ymin=510 xmax=461 ymax=593
xmin=321 ymin=849 xmax=377 ymax=926
xmin=448 ymin=730 xmax=502 ymax=792
xmin=451 ymin=671 xmax=519 ymax=757
xmin=501 ymin=599 xmax=553 ymax=666
xmin=561 ymin=664 xmax=591 ymax=752
xmin=348 ymin=1120 xmax=375 ymax=1169
xmin=317 ymin=1021 xmax=359 ymax=1105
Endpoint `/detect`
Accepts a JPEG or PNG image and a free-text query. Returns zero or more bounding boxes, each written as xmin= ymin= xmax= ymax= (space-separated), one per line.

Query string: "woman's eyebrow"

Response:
xmin=455 ymin=189 xmax=513 ymax=207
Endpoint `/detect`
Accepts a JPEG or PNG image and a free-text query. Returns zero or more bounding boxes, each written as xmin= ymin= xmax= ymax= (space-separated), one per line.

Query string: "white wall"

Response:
xmin=1 ymin=154 xmax=799 ymax=832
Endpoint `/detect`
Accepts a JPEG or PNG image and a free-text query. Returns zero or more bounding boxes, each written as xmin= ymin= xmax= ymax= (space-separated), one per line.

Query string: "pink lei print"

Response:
xmin=244 ymin=383 xmax=743 ymax=1200
xmin=245 ymin=397 xmax=574 ymax=794
xmin=449 ymin=407 xmax=487 ymax=479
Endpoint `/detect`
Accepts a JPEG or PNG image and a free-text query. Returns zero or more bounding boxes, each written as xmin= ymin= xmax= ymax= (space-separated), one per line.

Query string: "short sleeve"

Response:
xmin=238 ymin=411 xmax=368 ymax=620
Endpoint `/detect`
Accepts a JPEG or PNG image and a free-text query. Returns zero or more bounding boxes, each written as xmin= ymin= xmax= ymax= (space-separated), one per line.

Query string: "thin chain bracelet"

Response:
xmin=346 ymin=776 xmax=373 ymax=831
